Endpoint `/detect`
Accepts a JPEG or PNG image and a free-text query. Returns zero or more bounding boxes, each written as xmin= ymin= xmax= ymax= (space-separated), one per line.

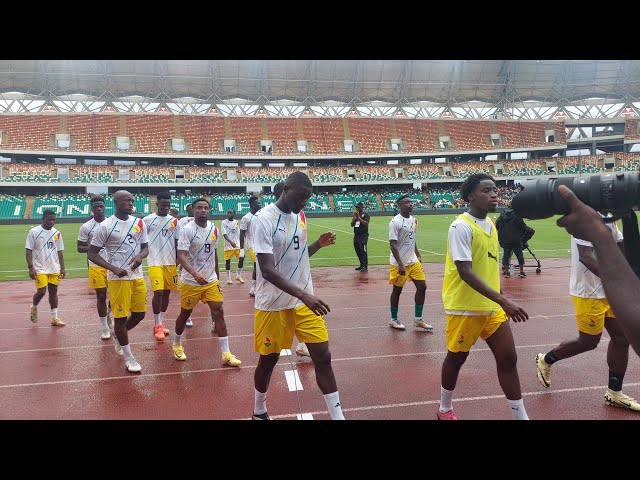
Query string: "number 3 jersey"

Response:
xmin=91 ymin=215 xmax=149 ymax=281
xmin=25 ymin=226 xmax=65 ymax=274
xmin=252 ymin=203 xmax=312 ymax=311
xmin=177 ymin=220 xmax=220 ymax=286
xmin=143 ymin=213 xmax=178 ymax=266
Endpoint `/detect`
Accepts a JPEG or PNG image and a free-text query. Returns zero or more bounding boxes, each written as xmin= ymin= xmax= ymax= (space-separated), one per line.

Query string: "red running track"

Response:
xmin=1 ymin=259 xmax=639 ymax=420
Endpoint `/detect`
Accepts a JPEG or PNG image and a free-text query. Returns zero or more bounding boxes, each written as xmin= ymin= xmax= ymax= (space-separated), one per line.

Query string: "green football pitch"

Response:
xmin=0 ymin=212 xmax=625 ymax=282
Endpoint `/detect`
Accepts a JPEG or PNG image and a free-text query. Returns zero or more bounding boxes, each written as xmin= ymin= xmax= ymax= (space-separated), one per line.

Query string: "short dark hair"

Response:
xmin=157 ymin=191 xmax=172 ymax=201
xmin=396 ymin=194 xmax=410 ymax=205
xmin=186 ymin=203 xmax=194 ymax=210
xmin=460 ymin=173 xmax=495 ymax=202
xmin=249 ymin=195 xmax=260 ymax=206
xmin=42 ymin=209 xmax=56 ymax=217
xmin=90 ymin=196 xmax=105 ymax=205
xmin=284 ymin=171 xmax=312 ymax=189
xmin=273 ymin=181 xmax=285 ymax=199
xmin=356 ymin=202 xmax=364 ymax=207
xmin=192 ymin=197 xmax=210 ymax=207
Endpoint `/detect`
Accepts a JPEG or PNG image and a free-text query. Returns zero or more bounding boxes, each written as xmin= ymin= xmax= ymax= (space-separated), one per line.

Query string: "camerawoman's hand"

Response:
xmin=300 ymin=292 xmax=330 ymax=316
xmin=556 ymin=185 xmax=611 ymax=242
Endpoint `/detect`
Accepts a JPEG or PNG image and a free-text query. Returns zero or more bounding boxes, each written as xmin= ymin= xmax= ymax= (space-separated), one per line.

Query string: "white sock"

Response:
xmin=218 ymin=336 xmax=230 ymax=353
xmin=508 ymin=398 xmax=529 ymax=420
xmin=51 ymin=308 xmax=58 ymax=318
xmin=122 ymin=344 xmax=134 ymax=362
xmin=254 ymin=388 xmax=268 ymax=415
xmin=99 ymin=316 xmax=109 ymax=329
xmin=159 ymin=311 xmax=165 ymax=324
xmin=227 ymin=270 xmax=231 ymax=280
xmin=251 ymin=280 xmax=256 ymax=288
xmin=297 ymin=342 xmax=307 ymax=350
xmin=323 ymin=391 xmax=345 ymax=420
xmin=107 ymin=305 xmax=112 ymax=316
xmin=174 ymin=333 xmax=182 ymax=346
xmin=237 ymin=268 xmax=243 ymax=275
xmin=188 ymin=317 xmax=192 ymax=323
xmin=31 ymin=304 xmax=37 ymax=310
xmin=154 ymin=313 xmax=161 ymax=326
xmin=440 ymin=386 xmax=454 ymax=412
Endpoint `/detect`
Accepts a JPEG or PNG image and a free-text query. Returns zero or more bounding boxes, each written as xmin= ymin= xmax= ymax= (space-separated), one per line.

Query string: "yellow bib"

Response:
xmin=442 ymin=214 xmax=501 ymax=311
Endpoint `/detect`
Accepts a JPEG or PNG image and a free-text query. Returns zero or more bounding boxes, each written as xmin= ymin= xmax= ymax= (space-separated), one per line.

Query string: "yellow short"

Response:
xmin=180 ymin=280 xmax=223 ymax=310
xmin=572 ymin=296 xmax=615 ymax=335
xmin=445 ymin=309 xmax=507 ymax=353
xmin=224 ymin=249 xmax=241 ymax=261
xmin=88 ymin=266 xmax=108 ymax=289
xmin=108 ymin=278 xmax=147 ymax=318
xmin=148 ymin=265 xmax=178 ymax=292
xmin=254 ymin=304 xmax=329 ymax=356
xmin=389 ymin=261 xmax=426 ymax=287
xmin=35 ymin=273 xmax=60 ymax=289
xmin=247 ymin=249 xmax=256 ymax=263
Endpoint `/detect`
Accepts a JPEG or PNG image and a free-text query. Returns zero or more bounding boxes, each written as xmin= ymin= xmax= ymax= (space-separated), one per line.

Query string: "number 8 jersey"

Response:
xmin=91 ymin=215 xmax=148 ymax=281
xmin=252 ymin=203 xmax=312 ymax=311
xmin=177 ymin=220 xmax=220 ymax=286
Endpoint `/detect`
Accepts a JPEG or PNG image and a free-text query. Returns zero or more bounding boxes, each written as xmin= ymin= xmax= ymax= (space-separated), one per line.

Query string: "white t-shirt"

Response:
xmin=446 ymin=212 xmax=498 ymax=316
xmin=221 ymin=218 xmax=241 ymax=251
xmin=570 ymin=220 xmax=623 ymax=299
xmin=174 ymin=216 xmax=194 ymax=244
xmin=78 ymin=218 xmax=108 ymax=267
xmin=91 ymin=215 xmax=148 ymax=281
xmin=252 ymin=203 xmax=313 ymax=311
xmin=143 ymin=213 xmax=178 ymax=267
xmin=388 ymin=214 xmax=419 ymax=266
xmin=25 ymin=226 xmax=64 ymax=274
xmin=448 ymin=212 xmax=493 ymax=262
xmin=177 ymin=220 xmax=220 ymax=286
xmin=239 ymin=212 xmax=256 ymax=250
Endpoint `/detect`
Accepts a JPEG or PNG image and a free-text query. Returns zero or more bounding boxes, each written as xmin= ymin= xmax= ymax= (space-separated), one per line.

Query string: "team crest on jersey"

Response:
xmin=210 ymin=226 xmax=218 ymax=241
xmin=53 ymin=232 xmax=61 ymax=241
xmin=169 ymin=218 xmax=177 ymax=229
xmin=414 ymin=218 xmax=418 ymax=229
xmin=298 ymin=211 xmax=307 ymax=231
xmin=132 ymin=219 xmax=143 ymax=234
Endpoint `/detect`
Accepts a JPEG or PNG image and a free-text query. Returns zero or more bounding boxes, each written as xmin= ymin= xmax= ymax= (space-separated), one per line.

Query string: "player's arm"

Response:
xmin=177 ymin=249 xmax=208 ymax=285
xmin=214 ymin=248 xmax=220 ymax=281
xmin=222 ymin=233 xmax=237 ymax=249
xmin=25 ymin=248 xmax=36 ymax=280
xmin=88 ymin=244 xmax=127 ymax=278
xmin=357 ymin=213 xmax=369 ymax=226
xmin=390 ymin=240 xmax=405 ymax=274
xmin=414 ymin=243 xmax=422 ymax=263
xmin=577 ymin=243 xmax=600 ymax=277
xmin=308 ymin=232 xmax=336 ymax=257
xmin=129 ymin=242 xmax=149 ymax=271
xmin=239 ymin=228 xmax=246 ymax=257
xmin=58 ymin=251 xmax=65 ymax=278
xmin=257 ymin=252 xmax=330 ymax=315
xmin=77 ymin=240 xmax=89 ymax=254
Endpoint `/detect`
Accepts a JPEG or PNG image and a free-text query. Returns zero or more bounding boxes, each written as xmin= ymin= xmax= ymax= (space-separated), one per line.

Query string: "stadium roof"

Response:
xmin=0 ymin=60 xmax=639 ymax=119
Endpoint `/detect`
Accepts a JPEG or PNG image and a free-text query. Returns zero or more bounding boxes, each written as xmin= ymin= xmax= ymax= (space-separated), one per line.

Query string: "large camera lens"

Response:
xmin=511 ymin=172 xmax=640 ymax=220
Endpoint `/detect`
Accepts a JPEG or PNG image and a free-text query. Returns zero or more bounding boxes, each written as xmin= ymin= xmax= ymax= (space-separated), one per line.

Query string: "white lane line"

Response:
xmin=280 ymin=349 xmax=292 ymax=356
xmin=296 ymin=413 xmax=314 ymax=420
xmin=284 ymin=369 xmax=304 ymax=392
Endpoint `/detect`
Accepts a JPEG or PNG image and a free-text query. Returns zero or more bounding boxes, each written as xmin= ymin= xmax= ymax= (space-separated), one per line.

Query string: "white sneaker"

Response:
xmin=186 ymin=318 xmax=193 ymax=327
xmin=414 ymin=320 xmax=434 ymax=332
xmin=125 ymin=358 xmax=142 ymax=373
xmin=226 ymin=279 xmax=233 ymax=285
xmin=101 ymin=328 xmax=111 ymax=340
xmin=236 ymin=275 xmax=245 ymax=284
xmin=296 ymin=344 xmax=310 ymax=357
xmin=113 ymin=336 xmax=124 ymax=356
xmin=388 ymin=319 xmax=406 ymax=330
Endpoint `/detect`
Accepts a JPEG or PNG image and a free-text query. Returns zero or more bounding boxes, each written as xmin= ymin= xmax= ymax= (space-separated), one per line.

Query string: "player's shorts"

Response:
xmin=180 ymin=280 xmax=224 ymax=310
xmin=224 ymin=249 xmax=241 ymax=261
xmin=388 ymin=261 xmax=426 ymax=287
xmin=35 ymin=273 xmax=60 ymax=289
xmin=88 ymin=266 xmax=108 ymax=289
xmin=254 ymin=304 xmax=329 ymax=356
xmin=445 ymin=309 xmax=507 ymax=353
xmin=246 ymin=249 xmax=256 ymax=263
xmin=572 ymin=296 xmax=615 ymax=335
xmin=108 ymin=278 xmax=147 ymax=318
xmin=148 ymin=265 xmax=178 ymax=292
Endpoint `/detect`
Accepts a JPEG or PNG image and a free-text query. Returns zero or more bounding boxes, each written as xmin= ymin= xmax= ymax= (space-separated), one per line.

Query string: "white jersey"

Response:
xmin=174 ymin=216 xmax=194 ymax=244
xmin=177 ymin=220 xmax=220 ymax=286
xmin=221 ymin=218 xmax=241 ymax=251
xmin=143 ymin=213 xmax=178 ymax=266
xmin=239 ymin=212 xmax=256 ymax=250
xmin=91 ymin=215 xmax=148 ymax=281
xmin=78 ymin=218 xmax=108 ymax=267
xmin=448 ymin=212 xmax=493 ymax=262
xmin=570 ymin=219 xmax=623 ymax=299
xmin=25 ymin=226 xmax=64 ymax=274
xmin=388 ymin=214 xmax=419 ymax=266
xmin=253 ymin=203 xmax=312 ymax=311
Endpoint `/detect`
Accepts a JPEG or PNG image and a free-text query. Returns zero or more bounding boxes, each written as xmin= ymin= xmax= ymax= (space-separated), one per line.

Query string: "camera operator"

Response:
xmin=555 ymin=185 xmax=640 ymax=358
xmin=496 ymin=207 xmax=532 ymax=278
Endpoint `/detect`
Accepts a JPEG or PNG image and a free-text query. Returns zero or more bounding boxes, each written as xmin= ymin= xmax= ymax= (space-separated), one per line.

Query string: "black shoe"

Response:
xmin=252 ymin=412 xmax=270 ymax=420
xmin=355 ymin=266 xmax=363 ymax=271
xmin=360 ymin=267 xmax=368 ymax=272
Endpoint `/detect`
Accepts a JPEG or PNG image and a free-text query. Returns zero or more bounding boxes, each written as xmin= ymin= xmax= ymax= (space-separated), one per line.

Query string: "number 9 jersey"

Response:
xmin=177 ymin=220 xmax=220 ymax=286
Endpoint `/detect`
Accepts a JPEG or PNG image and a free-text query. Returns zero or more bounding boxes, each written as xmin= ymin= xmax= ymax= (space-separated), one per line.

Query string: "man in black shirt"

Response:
xmin=352 ymin=202 xmax=370 ymax=272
